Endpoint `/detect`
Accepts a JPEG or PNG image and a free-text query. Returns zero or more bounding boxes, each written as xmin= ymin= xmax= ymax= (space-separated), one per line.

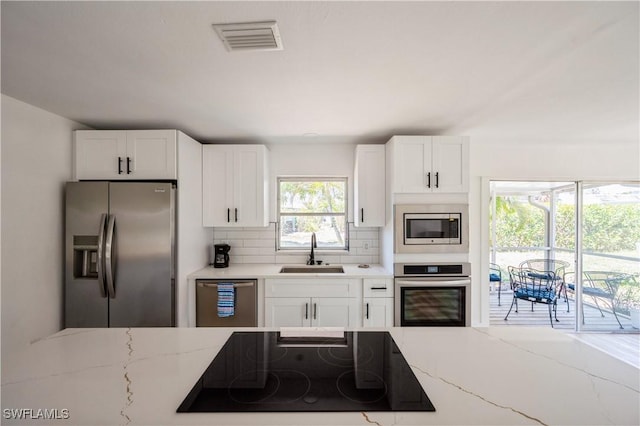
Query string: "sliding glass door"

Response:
xmin=578 ymin=182 xmax=640 ymax=332
xmin=490 ymin=180 xmax=640 ymax=332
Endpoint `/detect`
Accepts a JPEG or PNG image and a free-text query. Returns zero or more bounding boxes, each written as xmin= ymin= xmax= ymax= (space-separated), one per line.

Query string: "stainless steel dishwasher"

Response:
xmin=196 ymin=279 xmax=257 ymax=326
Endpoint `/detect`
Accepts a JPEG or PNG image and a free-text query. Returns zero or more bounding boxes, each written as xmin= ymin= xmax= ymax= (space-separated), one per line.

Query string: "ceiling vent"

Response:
xmin=212 ymin=21 xmax=283 ymax=52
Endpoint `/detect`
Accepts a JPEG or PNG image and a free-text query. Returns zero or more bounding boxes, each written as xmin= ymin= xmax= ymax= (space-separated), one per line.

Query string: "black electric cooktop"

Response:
xmin=177 ymin=331 xmax=435 ymax=413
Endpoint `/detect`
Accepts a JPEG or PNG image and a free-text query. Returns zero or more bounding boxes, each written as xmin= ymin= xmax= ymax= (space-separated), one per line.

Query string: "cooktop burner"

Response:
xmin=177 ymin=331 xmax=435 ymax=413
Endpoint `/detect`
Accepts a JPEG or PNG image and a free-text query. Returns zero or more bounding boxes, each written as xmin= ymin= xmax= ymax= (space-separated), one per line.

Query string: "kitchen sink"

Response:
xmin=279 ymin=265 xmax=344 ymax=274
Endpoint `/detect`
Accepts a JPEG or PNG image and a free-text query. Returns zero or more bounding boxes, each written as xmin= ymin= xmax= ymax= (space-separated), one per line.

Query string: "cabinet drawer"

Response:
xmin=265 ymin=279 xmax=357 ymax=298
xmin=363 ymin=278 xmax=393 ymax=298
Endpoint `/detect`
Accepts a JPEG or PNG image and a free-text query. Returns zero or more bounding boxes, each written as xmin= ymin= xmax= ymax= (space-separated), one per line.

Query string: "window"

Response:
xmin=277 ymin=177 xmax=348 ymax=250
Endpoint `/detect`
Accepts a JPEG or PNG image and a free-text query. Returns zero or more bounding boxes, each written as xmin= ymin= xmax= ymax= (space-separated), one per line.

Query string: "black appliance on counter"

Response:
xmin=177 ymin=331 xmax=435 ymax=413
xmin=212 ymin=243 xmax=230 ymax=268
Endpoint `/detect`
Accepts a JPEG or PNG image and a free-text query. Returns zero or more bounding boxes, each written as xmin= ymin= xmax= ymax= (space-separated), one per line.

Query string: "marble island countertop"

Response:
xmin=2 ymin=327 xmax=639 ymax=425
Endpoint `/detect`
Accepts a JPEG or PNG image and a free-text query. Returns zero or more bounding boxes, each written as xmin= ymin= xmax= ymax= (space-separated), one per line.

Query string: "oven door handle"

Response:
xmin=396 ymin=278 xmax=471 ymax=286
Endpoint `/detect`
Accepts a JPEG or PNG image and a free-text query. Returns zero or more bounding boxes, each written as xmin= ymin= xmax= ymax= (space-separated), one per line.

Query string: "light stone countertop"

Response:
xmin=1 ymin=326 xmax=638 ymax=425
xmin=188 ymin=263 xmax=393 ymax=279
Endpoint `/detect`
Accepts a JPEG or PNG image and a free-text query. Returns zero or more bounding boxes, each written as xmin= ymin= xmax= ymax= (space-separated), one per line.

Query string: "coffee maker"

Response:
xmin=212 ymin=244 xmax=230 ymax=268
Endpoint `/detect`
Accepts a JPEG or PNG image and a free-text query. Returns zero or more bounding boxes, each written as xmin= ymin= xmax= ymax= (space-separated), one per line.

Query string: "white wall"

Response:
xmin=469 ymin=137 xmax=640 ymax=326
xmin=1 ymin=95 xmax=89 ymax=367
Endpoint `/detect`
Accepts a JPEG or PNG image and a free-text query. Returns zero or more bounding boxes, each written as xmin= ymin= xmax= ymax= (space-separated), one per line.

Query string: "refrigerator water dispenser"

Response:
xmin=72 ymin=235 xmax=99 ymax=279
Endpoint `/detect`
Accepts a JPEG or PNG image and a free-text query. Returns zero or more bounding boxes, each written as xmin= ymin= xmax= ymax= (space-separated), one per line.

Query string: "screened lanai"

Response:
xmin=489 ymin=181 xmax=640 ymax=335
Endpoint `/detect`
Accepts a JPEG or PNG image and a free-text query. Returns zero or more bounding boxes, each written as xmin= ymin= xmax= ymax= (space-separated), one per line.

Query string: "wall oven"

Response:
xmin=394 ymin=262 xmax=471 ymax=326
xmin=394 ymin=204 xmax=468 ymax=253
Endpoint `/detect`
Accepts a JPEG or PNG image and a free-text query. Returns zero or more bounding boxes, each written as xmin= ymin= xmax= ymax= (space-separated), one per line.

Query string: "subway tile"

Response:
xmin=240 ymin=255 xmax=276 ymax=264
xmin=212 ymin=230 xmax=227 ymax=240
xmin=213 ymin=239 xmax=242 ymax=248
xmin=231 ymin=247 xmax=274 ymax=256
xmin=243 ymin=239 xmax=276 ymax=248
xmin=225 ymin=231 xmax=263 ymax=239
xmin=349 ymin=239 xmax=364 ymax=248
xmin=257 ymin=231 xmax=277 ymax=240
xmin=356 ymin=246 xmax=376 ymax=255
xmin=318 ymin=255 xmax=341 ymax=265
xmin=354 ymin=230 xmax=379 ymax=240
xmin=275 ymin=254 xmax=309 ymax=264
xmin=341 ymin=255 xmax=373 ymax=264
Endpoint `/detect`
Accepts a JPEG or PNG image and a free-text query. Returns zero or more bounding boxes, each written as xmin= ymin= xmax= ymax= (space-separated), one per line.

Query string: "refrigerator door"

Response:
xmin=65 ymin=182 xmax=109 ymax=327
xmin=108 ymin=182 xmax=175 ymax=327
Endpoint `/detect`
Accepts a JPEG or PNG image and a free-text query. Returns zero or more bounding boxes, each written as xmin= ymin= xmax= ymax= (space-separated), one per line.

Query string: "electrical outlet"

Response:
xmin=364 ymin=242 xmax=370 ymax=250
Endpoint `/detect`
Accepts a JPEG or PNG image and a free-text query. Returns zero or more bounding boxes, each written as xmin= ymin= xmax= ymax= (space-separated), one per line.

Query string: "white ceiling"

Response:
xmin=2 ymin=1 xmax=638 ymax=145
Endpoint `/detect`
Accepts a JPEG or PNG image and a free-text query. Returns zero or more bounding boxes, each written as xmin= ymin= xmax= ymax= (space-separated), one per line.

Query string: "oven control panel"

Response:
xmin=394 ymin=262 xmax=471 ymax=277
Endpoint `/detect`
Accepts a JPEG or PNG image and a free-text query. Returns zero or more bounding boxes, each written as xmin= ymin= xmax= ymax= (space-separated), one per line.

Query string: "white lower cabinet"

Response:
xmin=264 ymin=279 xmax=359 ymax=328
xmin=265 ymin=297 xmax=356 ymax=327
xmin=362 ymin=278 xmax=394 ymax=327
xmin=363 ymin=298 xmax=393 ymax=327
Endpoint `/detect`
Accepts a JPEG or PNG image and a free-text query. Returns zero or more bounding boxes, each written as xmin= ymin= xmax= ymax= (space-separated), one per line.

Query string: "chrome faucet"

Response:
xmin=307 ymin=232 xmax=317 ymax=265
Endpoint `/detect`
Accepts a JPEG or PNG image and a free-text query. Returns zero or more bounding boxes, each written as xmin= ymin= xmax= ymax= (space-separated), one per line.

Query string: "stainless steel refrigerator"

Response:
xmin=65 ymin=181 xmax=175 ymax=327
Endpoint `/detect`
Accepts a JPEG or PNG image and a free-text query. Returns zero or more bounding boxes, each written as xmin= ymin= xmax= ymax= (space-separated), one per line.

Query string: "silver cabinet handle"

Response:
xmin=370 ymin=286 xmax=387 ymax=291
xmin=105 ymin=214 xmax=116 ymax=299
xmin=366 ymin=302 xmax=370 ymax=319
xmin=313 ymin=303 xmax=317 ymax=320
xmin=426 ymin=172 xmax=431 ymax=188
xmin=305 ymin=303 xmax=309 ymax=320
xmin=96 ymin=214 xmax=108 ymax=298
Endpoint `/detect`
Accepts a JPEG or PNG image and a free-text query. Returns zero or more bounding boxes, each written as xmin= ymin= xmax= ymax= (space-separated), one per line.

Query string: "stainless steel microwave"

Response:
xmin=394 ymin=204 xmax=469 ymax=253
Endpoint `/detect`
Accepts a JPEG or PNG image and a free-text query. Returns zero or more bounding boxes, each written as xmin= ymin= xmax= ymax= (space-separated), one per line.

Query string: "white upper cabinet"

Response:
xmin=74 ymin=130 xmax=177 ymax=180
xmin=387 ymin=135 xmax=469 ymax=193
xmin=354 ymin=145 xmax=385 ymax=227
xmin=202 ymin=144 xmax=269 ymax=227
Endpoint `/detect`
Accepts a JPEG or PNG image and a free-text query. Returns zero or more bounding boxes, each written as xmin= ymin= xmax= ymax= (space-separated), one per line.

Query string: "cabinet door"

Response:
xmin=393 ymin=136 xmax=432 ymax=193
xmin=264 ymin=298 xmax=311 ymax=327
xmin=202 ymin=145 xmax=235 ymax=227
xmin=234 ymin=145 xmax=268 ymax=227
xmin=74 ymin=130 xmax=127 ymax=180
xmin=311 ymin=298 xmax=356 ymax=328
xmin=354 ymin=145 xmax=385 ymax=227
xmin=431 ymin=136 xmax=467 ymax=193
xmin=363 ymin=298 xmax=393 ymax=327
xmin=126 ymin=130 xmax=177 ymax=179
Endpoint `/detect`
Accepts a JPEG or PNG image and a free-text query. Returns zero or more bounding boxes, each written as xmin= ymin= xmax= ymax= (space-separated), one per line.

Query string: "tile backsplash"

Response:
xmin=212 ymin=223 xmax=380 ymax=265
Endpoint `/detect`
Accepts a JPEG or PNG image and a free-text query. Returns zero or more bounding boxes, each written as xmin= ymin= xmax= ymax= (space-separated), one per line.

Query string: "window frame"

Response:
xmin=276 ymin=176 xmax=349 ymax=251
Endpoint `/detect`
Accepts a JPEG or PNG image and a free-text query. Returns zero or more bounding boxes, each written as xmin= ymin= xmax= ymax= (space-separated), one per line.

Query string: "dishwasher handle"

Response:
xmin=197 ymin=281 xmax=255 ymax=289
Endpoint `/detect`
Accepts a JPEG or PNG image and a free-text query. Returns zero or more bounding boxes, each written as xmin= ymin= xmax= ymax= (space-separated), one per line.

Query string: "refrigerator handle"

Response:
xmin=105 ymin=214 xmax=116 ymax=299
xmin=96 ymin=214 xmax=108 ymax=298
